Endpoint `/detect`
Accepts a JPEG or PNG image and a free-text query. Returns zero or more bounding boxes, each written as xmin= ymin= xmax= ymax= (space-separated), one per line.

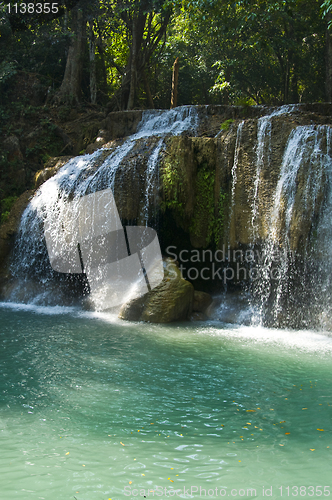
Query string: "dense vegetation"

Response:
xmin=1 ymin=0 xmax=330 ymax=109
xmin=0 ymin=0 xmax=331 ymax=212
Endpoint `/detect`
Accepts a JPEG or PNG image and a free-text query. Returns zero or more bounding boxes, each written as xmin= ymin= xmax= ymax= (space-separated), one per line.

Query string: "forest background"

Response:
xmin=0 ymin=0 xmax=332 ymax=216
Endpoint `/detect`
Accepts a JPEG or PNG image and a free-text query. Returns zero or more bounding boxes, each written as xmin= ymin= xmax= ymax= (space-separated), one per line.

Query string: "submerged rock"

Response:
xmin=118 ymin=259 xmax=194 ymax=323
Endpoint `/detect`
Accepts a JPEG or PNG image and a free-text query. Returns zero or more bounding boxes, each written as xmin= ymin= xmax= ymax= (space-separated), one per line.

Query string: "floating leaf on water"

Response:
xmin=317 ymin=429 xmax=324 ymax=431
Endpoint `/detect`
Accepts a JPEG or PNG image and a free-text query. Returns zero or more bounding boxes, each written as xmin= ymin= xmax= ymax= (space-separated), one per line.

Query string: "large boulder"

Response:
xmin=118 ymin=259 xmax=194 ymax=323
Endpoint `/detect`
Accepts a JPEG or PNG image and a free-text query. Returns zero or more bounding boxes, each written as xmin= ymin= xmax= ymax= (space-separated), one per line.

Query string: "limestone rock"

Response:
xmin=86 ymin=129 xmax=109 ymax=154
xmin=118 ymin=259 xmax=194 ymax=323
xmin=34 ymin=156 xmax=73 ymax=188
xmin=193 ymin=290 xmax=213 ymax=312
xmin=105 ymin=110 xmax=143 ymax=139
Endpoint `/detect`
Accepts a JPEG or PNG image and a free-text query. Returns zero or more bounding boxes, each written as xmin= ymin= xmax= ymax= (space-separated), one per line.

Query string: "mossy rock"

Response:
xmin=118 ymin=259 xmax=194 ymax=323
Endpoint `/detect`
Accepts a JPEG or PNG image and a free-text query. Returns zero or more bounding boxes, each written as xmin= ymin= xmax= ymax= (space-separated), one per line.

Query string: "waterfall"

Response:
xmin=143 ymin=139 xmax=164 ymax=225
xmin=9 ymin=107 xmax=199 ymax=309
xmin=252 ymin=124 xmax=332 ymax=328
xmin=6 ymin=103 xmax=332 ymax=328
xmin=251 ymin=105 xmax=297 ymax=241
xmin=228 ymin=121 xmax=245 ymax=246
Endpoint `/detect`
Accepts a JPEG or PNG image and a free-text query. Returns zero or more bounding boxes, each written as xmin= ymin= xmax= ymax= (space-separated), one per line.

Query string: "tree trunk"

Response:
xmin=56 ymin=7 xmax=86 ymax=105
xmin=109 ymin=9 xmax=170 ymax=112
xmin=96 ymin=24 xmax=108 ymax=92
xmin=170 ymin=57 xmax=179 ymax=109
xmin=290 ymin=64 xmax=299 ymax=103
xmin=326 ymin=14 xmax=332 ymax=102
xmin=127 ymin=17 xmax=138 ymax=110
xmin=89 ymin=22 xmax=97 ymax=104
xmin=143 ymin=70 xmax=154 ymax=108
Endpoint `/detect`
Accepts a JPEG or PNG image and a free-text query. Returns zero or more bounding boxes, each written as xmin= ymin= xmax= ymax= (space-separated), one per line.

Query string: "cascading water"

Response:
xmin=230 ymin=121 xmax=244 ymax=210
xmin=228 ymin=120 xmax=245 ymax=249
xmin=5 ymin=103 xmax=332 ymax=328
xmin=251 ymin=124 xmax=332 ymax=329
xmin=143 ymin=139 xmax=164 ymax=225
xmin=9 ymin=107 xmax=199 ymax=308
xmin=251 ymin=105 xmax=296 ymax=240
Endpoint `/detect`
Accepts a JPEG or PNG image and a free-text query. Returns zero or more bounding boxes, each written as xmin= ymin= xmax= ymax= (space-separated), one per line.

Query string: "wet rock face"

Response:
xmin=2 ymin=104 xmax=332 ymax=315
xmin=118 ymin=259 xmax=194 ymax=323
xmin=159 ymin=108 xmax=332 ymax=257
xmin=105 ymin=110 xmax=143 ymax=139
xmin=0 ymin=191 xmax=34 ymax=286
xmin=18 ymin=103 xmax=332 ymax=259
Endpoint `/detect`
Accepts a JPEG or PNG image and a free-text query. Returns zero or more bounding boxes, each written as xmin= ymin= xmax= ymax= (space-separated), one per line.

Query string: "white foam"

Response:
xmin=203 ymin=322 xmax=332 ymax=354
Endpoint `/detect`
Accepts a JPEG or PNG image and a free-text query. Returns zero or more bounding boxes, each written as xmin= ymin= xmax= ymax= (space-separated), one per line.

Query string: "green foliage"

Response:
xmin=161 ymin=156 xmax=184 ymax=216
xmin=235 ymin=97 xmax=255 ymax=107
xmin=57 ymin=106 xmax=71 ymax=122
xmin=322 ymin=0 xmax=332 ymax=27
xmin=0 ymin=196 xmax=18 ymax=224
xmin=25 ymin=118 xmax=62 ymax=163
xmin=0 ymin=0 xmax=329 ymax=110
xmin=189 ymin=165 xmax=215 ymax=246
xmin=158 ymin=0 xmax=327 ymax=106
xmin=0 ymin=61 xmax=17 ymax=85
xmin=220 ymin=119 xmax=234 ymax=131
xmin=215 ymin=189 xmax=228 ymax=247
xmin=188 ymin=165 xmax=228 ymax=247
